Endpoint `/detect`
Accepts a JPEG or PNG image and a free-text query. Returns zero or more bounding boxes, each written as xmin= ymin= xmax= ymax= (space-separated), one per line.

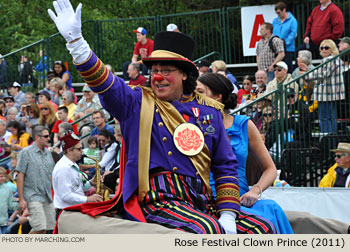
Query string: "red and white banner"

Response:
xmin=241 ymin=5 xmax=276 ymax=56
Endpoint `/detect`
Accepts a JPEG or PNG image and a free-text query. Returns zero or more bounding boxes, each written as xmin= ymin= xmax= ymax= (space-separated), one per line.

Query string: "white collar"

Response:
xmin=62 ymin=155 xmax=78 ymax=168
xmin=320 ymin=1 xmax=332 ymax=11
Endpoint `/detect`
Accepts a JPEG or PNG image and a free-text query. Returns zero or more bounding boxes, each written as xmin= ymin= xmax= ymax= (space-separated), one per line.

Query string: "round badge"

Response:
xmin=173 ymin=123 xmax=205 ymax=156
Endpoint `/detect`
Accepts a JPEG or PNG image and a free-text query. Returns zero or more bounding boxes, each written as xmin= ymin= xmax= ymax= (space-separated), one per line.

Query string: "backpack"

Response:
xmin=268 ymin=35 xmax=286 ymax=58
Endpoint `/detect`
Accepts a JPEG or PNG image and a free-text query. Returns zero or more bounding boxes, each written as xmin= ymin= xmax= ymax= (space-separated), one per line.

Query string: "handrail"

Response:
xmin=79 ymin=119 xmax=115 ymax=140
xmin=1 ymin=40 xmax=45 ymax=58
xmin=193 ymin=51 xmax=221 ymax=63
xmin=0 ymin=156 xmax=10 ymax=164
xmin=70 ymin=107 xmax=103 ymax=126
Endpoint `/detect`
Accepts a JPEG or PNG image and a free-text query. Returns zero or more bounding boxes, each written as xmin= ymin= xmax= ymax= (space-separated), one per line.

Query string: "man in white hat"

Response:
xmin=8 ymin=82 xmax=26 ymax=109
xmin=266 ymin=61 xmax=299 ymax=113
xmin=319 ymin=142 xmax=350 ymax=188
xmin=166 ymin=23 xmax=180 ymax=32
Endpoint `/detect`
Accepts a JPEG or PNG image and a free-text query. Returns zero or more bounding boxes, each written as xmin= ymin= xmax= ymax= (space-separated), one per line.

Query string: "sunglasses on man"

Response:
xmin=335 ymin=154 xmax=349 ymax=158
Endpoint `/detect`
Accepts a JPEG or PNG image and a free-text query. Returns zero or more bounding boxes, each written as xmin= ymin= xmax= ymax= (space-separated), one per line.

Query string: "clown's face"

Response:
xmin=150 ymin=63 xmax=187 ymax=102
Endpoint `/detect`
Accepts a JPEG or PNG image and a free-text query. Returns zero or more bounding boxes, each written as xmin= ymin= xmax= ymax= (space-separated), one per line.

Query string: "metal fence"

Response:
xmin=233 ymin=48 xmax=350 ymax=186
xmin=0 ymin=0 xmax=349 ymax=91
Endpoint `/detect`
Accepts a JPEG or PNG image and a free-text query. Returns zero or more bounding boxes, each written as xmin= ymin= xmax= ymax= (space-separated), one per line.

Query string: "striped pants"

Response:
xmin=141 ymin=170 xmax=276 ymax=234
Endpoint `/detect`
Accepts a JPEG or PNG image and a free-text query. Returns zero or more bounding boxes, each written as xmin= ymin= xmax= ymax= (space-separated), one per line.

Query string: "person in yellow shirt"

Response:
xmin=319 ymin=142 xmax=350 ymax=188
xmin=6 ymin=121 xmax=31 ymax=151
xmin=57 ymin=91 xmax=76 ymax=120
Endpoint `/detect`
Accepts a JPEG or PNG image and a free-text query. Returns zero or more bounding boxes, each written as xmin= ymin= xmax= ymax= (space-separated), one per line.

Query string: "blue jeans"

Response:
xmin=0 ymin=225 xmax=8 ymax=234
xmin=5 ymin=220 xmax=18 ymax=234
xmin=267 ymin=71 xmax=275 ymax=82
xmin=318 ymin=101 xmax=337 ymax=133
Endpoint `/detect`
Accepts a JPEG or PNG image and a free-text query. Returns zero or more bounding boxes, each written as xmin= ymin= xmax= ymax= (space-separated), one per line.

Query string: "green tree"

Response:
xmin=0 ymin=0 xmax=190 ymax=55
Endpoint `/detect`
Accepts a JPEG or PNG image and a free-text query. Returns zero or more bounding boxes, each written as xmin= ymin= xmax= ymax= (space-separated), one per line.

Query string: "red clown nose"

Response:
xmin=153 ymin=73 xmax=164 ymax=81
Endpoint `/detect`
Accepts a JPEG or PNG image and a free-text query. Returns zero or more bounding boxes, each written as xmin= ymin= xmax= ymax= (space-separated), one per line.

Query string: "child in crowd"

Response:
xmin=81 ymin=136 xmax=99 ymax=179
xmin=5 ymin=172 xmax=17 ymax=194
xmin=0 ymin=167 xmax=18 ymax=234
xmin=9 ymin=152 xmax=18 ymax=180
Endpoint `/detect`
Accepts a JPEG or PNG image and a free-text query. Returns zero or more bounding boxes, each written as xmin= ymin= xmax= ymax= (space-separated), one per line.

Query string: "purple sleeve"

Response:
xmin=73 ymin=51 xmax=142 ymax=122
xmin=211 ymin=109 xmax=240 ymax=214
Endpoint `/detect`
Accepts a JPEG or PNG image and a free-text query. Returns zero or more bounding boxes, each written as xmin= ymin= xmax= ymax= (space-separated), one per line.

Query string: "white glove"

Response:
xmin=218 ymin=211 xmax=237 ymax=234
xmin=48 ymin=0 xmax=82 ymax=43
xmin=66 ymin=37 xmax=91 ymax=64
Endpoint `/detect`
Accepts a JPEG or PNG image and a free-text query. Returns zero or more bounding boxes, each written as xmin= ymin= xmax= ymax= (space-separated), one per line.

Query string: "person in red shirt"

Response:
xmin=122 ymin=27 xmax=154 ymax=80
xmin=296 ymin=0 xmax=344 ymax=58
xmin=127 ymin=63 xmax=146 ymax=86
xmin=52 ymin=106 xmax=78 ymax=146
xmin=237 ymin=75 xmax=254 ymax=104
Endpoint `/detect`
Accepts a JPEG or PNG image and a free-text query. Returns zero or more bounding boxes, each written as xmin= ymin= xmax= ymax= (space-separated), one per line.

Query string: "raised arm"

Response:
xmin=48 ymin=0 xmax=141 ymax=122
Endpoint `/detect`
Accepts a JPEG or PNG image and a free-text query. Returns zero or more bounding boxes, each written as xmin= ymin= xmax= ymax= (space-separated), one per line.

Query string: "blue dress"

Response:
xmin=63 ymin=70 xmax=73 ymax=90
xmin=210 ymin=115 xmax=293 ymax=234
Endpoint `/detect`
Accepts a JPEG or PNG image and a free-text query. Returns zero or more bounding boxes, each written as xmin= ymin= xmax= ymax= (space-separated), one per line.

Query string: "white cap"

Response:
xmin=12 ymin=81 xmax=21 ymax=88
xmin=166 ymin=24 xmax=178 ymax=32
xmin=274 ymin=61 xmax=288 ymax=71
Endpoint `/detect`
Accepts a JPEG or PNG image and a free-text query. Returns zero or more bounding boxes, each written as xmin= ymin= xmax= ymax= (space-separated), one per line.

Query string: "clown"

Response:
xmin=48 ymin=0 xmax=276 ymax=234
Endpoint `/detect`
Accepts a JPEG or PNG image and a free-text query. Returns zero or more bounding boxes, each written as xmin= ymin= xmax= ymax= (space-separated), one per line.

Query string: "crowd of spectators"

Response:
xmin=0 ymin=59 xmax=122 ymax=233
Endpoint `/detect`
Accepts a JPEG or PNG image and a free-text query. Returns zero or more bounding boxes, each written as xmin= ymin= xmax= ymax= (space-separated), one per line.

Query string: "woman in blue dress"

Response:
xmin=54 ymin=60 xmax=73 ymax=91
xmin=196 ymin=73 xmax=293 ymax=234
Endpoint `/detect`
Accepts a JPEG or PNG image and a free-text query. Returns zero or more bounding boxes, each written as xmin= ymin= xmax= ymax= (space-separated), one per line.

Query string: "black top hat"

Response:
xmin=142 ymin=32 xmax=199 ymax=78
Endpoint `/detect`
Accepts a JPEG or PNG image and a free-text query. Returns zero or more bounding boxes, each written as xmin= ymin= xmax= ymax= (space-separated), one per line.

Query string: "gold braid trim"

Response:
xmin=216 ymin=183 xmax=239 ymax=193
xmin=216 ymin=183 xmax=240 ymax=206
xmin=216 ymin=176 xmax=239 ymax=182
xmin=83 ymin=64 xmax=106 ymax=83
xmin=95 ymin=76 xmax=115 ymax=94
xmin=78 ymin=58 xmax=100 ymax=75
xmin=193 ymin=91 xmax=224 ymax=118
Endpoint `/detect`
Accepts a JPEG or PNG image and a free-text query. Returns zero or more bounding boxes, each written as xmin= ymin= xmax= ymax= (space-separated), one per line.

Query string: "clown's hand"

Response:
xmin=218 ymin=211 xmax=237 ymax=234
xmin=48 ymin=0 xmax=82 ymax=43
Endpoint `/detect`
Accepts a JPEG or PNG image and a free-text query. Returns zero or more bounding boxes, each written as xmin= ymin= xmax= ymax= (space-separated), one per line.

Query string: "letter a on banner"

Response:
xmin=249 ymin=14 xmax=265 ymax=48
